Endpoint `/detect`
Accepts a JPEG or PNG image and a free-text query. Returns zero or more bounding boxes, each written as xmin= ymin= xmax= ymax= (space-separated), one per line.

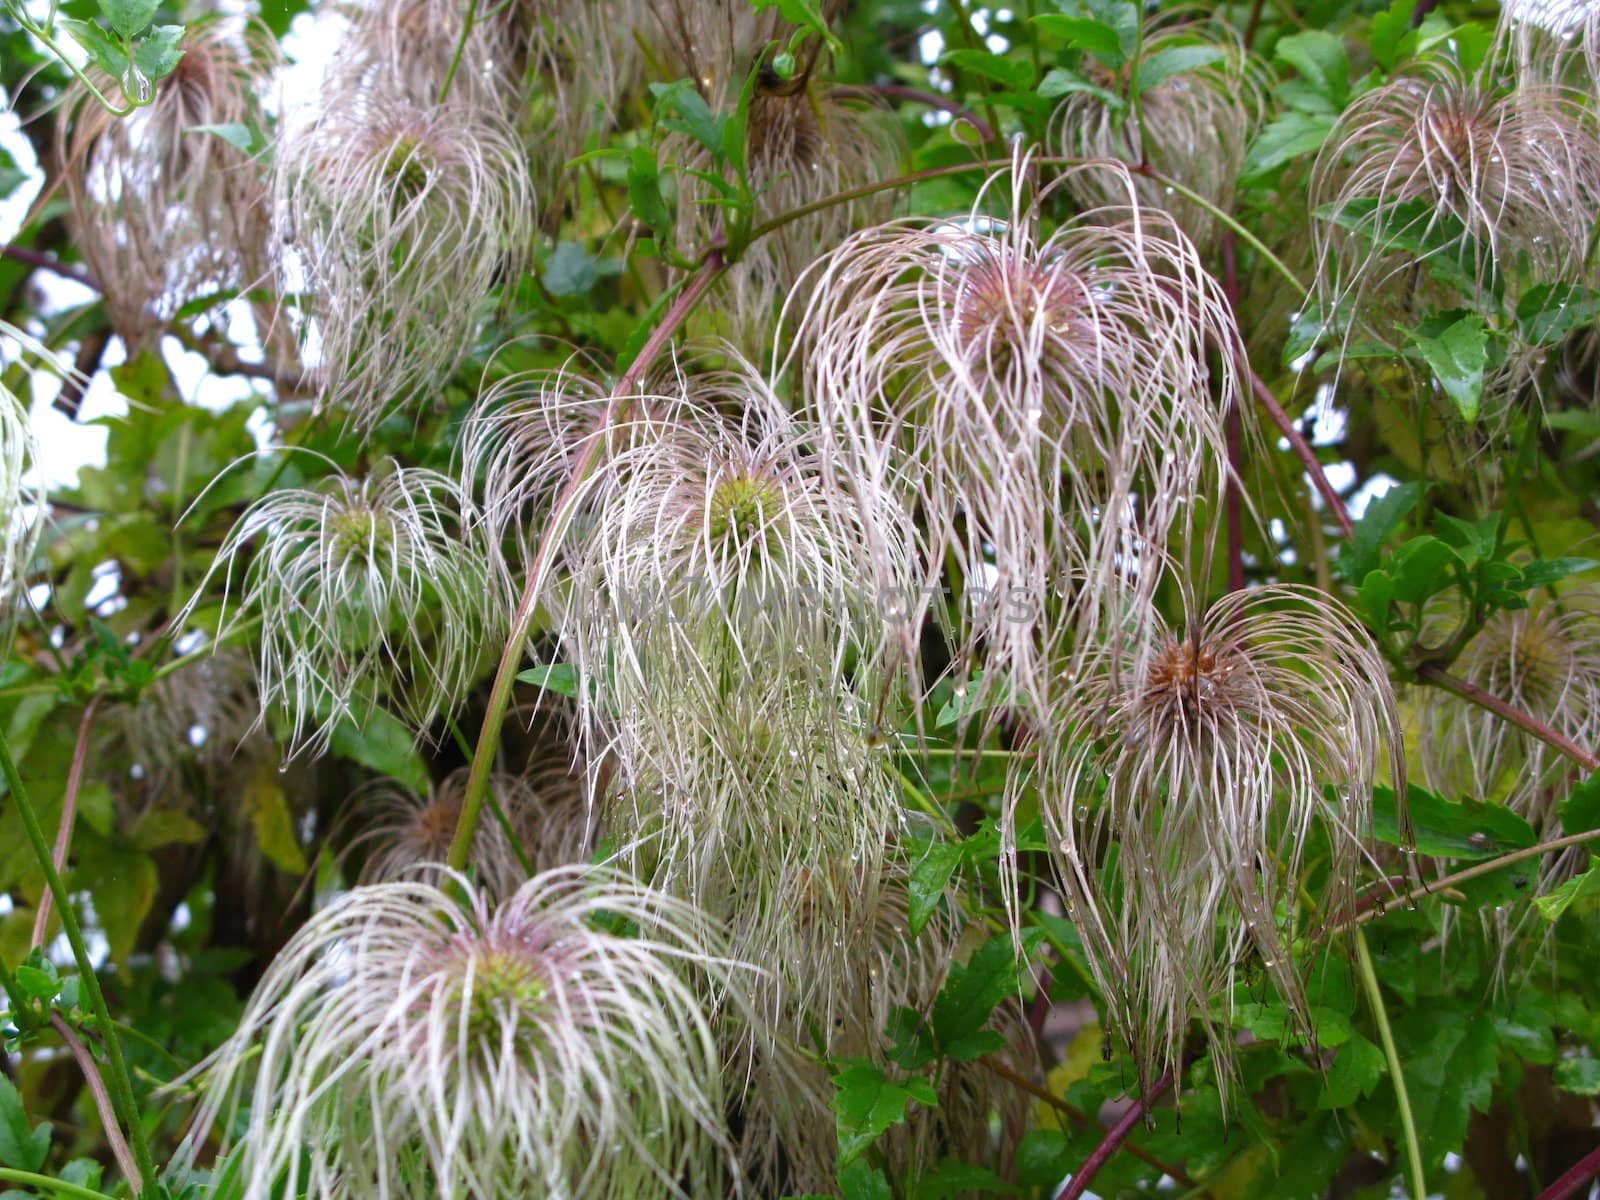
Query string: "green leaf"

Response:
xmin=245 ymin=772 xmax=308 ymax=875
xmin=186 ymin=122 xmax=265 ymax=156
xmin=0 ymin=1075 xmax=50 ymax=1172
xmin=1433 ymin=513 xmax=1498 ymax=567
xmin=542 ymin=243 xmax=600 ymax=298
xmin=1358 ymin=569 xmax=1395 ymax=633
xmin=1320 ymin=1035 xmax=1386 ymax=1108
xmin=1393 ymin=1008 xmax=1497 ymax=1163
xmin=0 ymin=146 xmax=26 ymax=202
xmin=1340 ymin=481 xmax=1424 ymax=583
xmin=1272 ymin=31 xmax=1349 ymax=105
xmin=12 ymin=964 xmax=59 ymax=1003
xmin=1516 ymin=557 xmax=1600 ymax=591
xmin=75 ymin=835 xmax=159 ymax=966
xmin=516 ymin=663 xmax=580 ymax=699
xmin=650 ymin=80 xmax=723 ymax=157
xmin=941 ymin=49 xmax=1034 ymax=91
xmin=913 ymin=1159 xmax=1016 ymax=1199
xmin=934 ymin=674 xmax=1011 ymax=728
xmin=1032 ymin=14 xmax=1124 ymax=64
xmin=1133 ymin=45 xmax=1224 ymax=96
xmin=1553 ymin=1057 xmax=1600 ymax=1096
xmin=831 ymin=1059 xmax=939 ymax=1163
xmin=1015 ymin=1129 xmax=1073 ymax=1186
xmin=1371 ymin=784 xmax=1537 ymax=859
xmin=60 ymin=18 xmax=130 ymax=78
xmin=836 ymin=1158 xmax=892 ymax=1200
xmin=1244 ymin=111 xmax=1335 ymax=178
xmin=626 ymin=145 xmax=674 ymax=249
xmin=328 ymin=707 xmax=429 ymax=791
xmin=1532 ymin=859 xmax=1600 ymax=922
xmin=1406 ymin=314 xmax=1488 ymax=424
xmin=127 ymin=807 xmax=209 ymax=850
xmin=1387 ymin=535 xmax=1459 ymax=606
xmin=1517 ymin=283 xmax=1600 ymax=345
xmin=1037 ymin=66 xmax=1124 ymax=108
xmin=749 ymin=0 xmax=841 ymax=51
xmin=908 ymin=841 xmax=962 ymax=937
xmin=97 ymin=0 xmax=158 ymax=38
xmin=132 ymin=25 xmax=185 ymax=78
xmin=1560 ymin=771 xmax=1600 ymax=836
xmin=932 ymin=936 xmax=1018 ymax=1050
xmin=1370 ymin=0 xmax=1418 ymax=70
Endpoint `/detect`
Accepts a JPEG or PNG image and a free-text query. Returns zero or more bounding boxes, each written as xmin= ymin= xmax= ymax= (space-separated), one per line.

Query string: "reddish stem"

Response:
xmin=1416 ymin=663 xmax=1600 ymax=774
xmin=32 ymin=698 xmax=100 ymax=947
xmin=49 ymin=1012 xmax=139 ymax=1187
xmin=1247 ymin=370 xmax=1354 ymax=540
xmin=1537 ymin=1144 xmax=1600 ymax=1200
xmin=1056 ymin=1069 xmax=1177 ymax=1200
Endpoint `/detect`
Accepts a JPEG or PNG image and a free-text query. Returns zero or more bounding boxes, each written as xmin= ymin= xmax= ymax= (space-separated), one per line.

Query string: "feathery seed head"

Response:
xmin=1037 ymin=583 xmax=1402 ymax=1095
xmin=191 ymin=462 xmax=501 ymax=757
xmin=273 ymin=90 xmax=534 ymax=432
xmin=60 ymin=19 xmax=276 ymax=345
xmin=1 ymin=324 xmax=59 ymax=639
xmin=1050 ymin=23 xmax=1265 ymax=248
xmin=185 ymin=868 xmax=748 ymax=1200
xmin=1310 ymin=59 xmax=1600 ymax=367
xmin=789 ymin=153 xmax=1240 ymax=711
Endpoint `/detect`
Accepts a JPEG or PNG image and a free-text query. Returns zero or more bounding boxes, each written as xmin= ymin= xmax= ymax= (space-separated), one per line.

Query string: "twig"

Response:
xmin=1333 ymin=827 xmax=1600 ymax=935
xmin=1055 ymin=1067 xmax=1178 ymax=1200
xmin=830 ymin=83 xmax=998 ymax=144
xmin=48 ymin=1012 xmax=139 ymax=1187
xmin=1537 ymin=1144 xmax=1600 ymax=1200
xmin=0 ymin=243 xmax=96 ymax=290
xmin=1415 ymin=664 xmax=1600 ymax=773
xmin=446 ymin=249 xmax=727 ymax=871
xmin=0 ymin=735 xmax=156 ymax=1196
xmin=1356 ymin=928 xmax=1425 ymax=1200
xmin=32 ymin=697 xmax=100 ymax=947
xmin=981 ymin=1057 xmax=1201 ymax=1190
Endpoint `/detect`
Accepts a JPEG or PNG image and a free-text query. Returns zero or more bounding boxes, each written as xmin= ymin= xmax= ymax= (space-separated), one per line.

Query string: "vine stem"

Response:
xmin=436 ymin=0 xmax=481 ymax=104
xmin=49 ymin=1012 xmax=139 ymax=1187
xmin=1246 ymin=369 xmax=1354 ymax=540
xmin=1055 ymin=1067 xmax=1176 ymax=1200
xmin=446 ymin=250 xmax=726 ymax=871
xmin=830 ymin=83 xmax=998 ymax=145
xmin=0 ymin=1168 xmax=116 ymax=1200
xmin=1355 ymin=927 xmax=1426 ymax=1200
xmin=1537 ymin=1144 xmax=1600 ymax=1200
xmin=1415 ymin=663 xmax=1600 ymax=774
xmin=1337 ymin=827 xmax=1600 ymax=935
xmin=0 ymin=734 xmax=157 ymax=1196
xmin=32 ymin=697 xmax=100 ymax=947
xmin=980 ymin=1057 xmax=1202 ymax=1190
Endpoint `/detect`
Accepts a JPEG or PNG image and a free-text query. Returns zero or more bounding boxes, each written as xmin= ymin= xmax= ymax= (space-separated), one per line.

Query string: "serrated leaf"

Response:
xmin=914 ymin=1159 xmax=1016 ymax=1199
xmin=1394 ymin=1008 xmax=1497 ymax=1162
xmin=932 ymin=936 xmax=1017 ymax=1050
xmin=1341 ymin=481 xmax=1424 ymax=583
xmin=1372 ymin=784 xmax=1537 ymax=859
xmin=0 ymin=1076 xmax=50 ymax=1172
xmin=97 ymin=0 xmax=158 ymax=38
xmin=1516 ymin=557 xmax=1600 ymax=591
xmin=1532 ymin=859 xmax=1600 ymax=922
xmin=1370 ymin=0 xmax=1418 ymax=69
xmin=12 ymin=965 xmax=59 ymax=1003
xmin=908 ymin=841 xmax=962 ymax=937
xmin=1560 ymin=771 xmax=1600 ymax=835
xmin=128 ymin=807 xmax=209 ymax=850
xmin=626 ymin=146 xmax=674 ymax=248
xmin=831 ymin=1060 xmax=939 ymax=1163
xmin=1015 ymin=1128 xmax=1073 ymax=1186
xmin=1320 ymin=1036 xmax=1386 ymax=1108
xmin=133 ymin=25 xmax=185 ymax=78
xmin=941 ymin=49 xmax=1034 ymax=90
xmin=61 ymin=18 xmax=130 ymax=77
xmin=650 ymin=80 xmax=723 ymax=156
xmin=1273 ymin=31 xmax=1349 ymax=106
xmin=836 ymin=1158 xmax=892 ymax=1200
xmin=1407 ymin=314 xmax=1488 ymax=424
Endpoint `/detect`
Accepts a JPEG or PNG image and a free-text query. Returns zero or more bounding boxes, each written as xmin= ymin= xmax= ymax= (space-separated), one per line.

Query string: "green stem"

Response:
xmin=437 ymin=0 xmax=482 ymax=104
xmin=0 ymin=736 xmax=157 ymax=1196
xmin=445 ymin=251 xmax=727 ymax=873
xmin=0 ymin=1167 xmax=119 ymax=1200
xmin=1355 ymin=927 xmax=1425 ymax=1200
xmin=6 ymin=6 xmax=143 ymax=117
